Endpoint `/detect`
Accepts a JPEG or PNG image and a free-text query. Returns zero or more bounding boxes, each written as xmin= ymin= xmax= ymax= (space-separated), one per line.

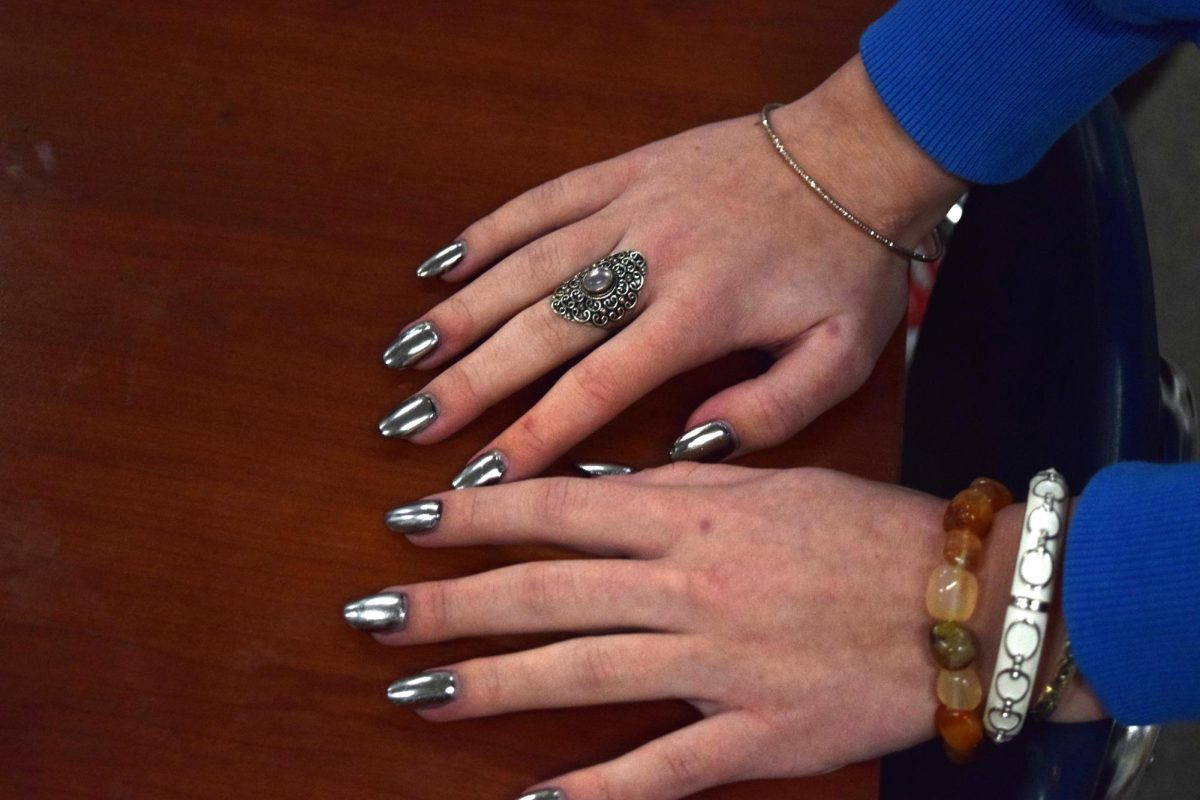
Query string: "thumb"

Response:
xmin=669 ymin=322 xmax=876 ymax=462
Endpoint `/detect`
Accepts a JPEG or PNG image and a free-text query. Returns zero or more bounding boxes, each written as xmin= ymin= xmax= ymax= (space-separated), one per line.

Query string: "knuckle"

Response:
xmin=531 ymin=175 xmax=571 ymax=210
xmin=440 ymin=361 xmax=486 ymax=410
xmin=464 ymin=658 xmax=504 ymax=711
xmin=824 ymin=319 xmax=875 ymax=387
xmin=661 ymin=743 xmax=708 ymax=788
xmin=847 ymin=345 xmax=876 ymax=386
xmin=521 ymin=233 xmax=568 ymax=283
xmin=452 ymin=490 xmax=483 ymax=533
xmin=831 ymin=342 xmax=873 ymax=394
xmin=749 ymin=386 xmax=799 ymax=445
xmin=528 ymin=303 xmax=574 ymax=356
xmin=464 ymin=207 xmax=511 ymax=247
xmin=420 ymin=581 xmax=453 ymax=634
xmin=567 ymin=359 xmax=623 ymax=413
xmin=620 ymin=145 xmax=653 ymax=178
xmin=649 ymin=220 xmax=697 ymax=265
xmin=684 ymin=562 xmax=735 ymax=613
xmin=433 ymin=294 xmax=477 ymax=344
xmin=651 ymin=563 xmax=692 ymax=606
xmin=655 ymin=460 xmax=705 ymax=481
xmin=511 ymin=412 xmax=555 ymax=460
xmin=573 ymin=640 xmax=623 ymax=692
xmin=536 ymin=478 xmax=582 ymax=526
xmin=575 ymin=771 xmax=617 ymax=800
xmin=518 ymin=561 xmax=579 ymax=614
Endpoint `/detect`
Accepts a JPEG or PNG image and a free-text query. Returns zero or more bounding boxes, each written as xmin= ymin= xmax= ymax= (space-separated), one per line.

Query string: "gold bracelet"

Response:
xmin=1029 ymin=641 xmax=1077 ymax=720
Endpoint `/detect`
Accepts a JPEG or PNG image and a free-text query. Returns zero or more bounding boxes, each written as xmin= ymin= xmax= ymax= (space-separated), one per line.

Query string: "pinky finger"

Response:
xmin=523 ymin=713 xmax=762 ymax=800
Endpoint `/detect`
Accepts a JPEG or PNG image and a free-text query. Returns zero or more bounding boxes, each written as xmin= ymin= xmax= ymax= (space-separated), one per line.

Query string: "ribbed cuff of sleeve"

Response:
xmin=859 ymin=0 xmax=1189 ymax=183
xmin=1064 ymin=462 xmax=1200 ymax=724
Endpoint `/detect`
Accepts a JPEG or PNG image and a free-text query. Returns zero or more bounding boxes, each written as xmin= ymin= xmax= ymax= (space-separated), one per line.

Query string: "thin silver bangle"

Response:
xmin=759 ymin=103 xmax=944 ymax=263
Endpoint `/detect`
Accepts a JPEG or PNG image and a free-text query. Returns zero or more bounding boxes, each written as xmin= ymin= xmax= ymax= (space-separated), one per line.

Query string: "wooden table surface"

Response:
xmin=0 ymin=2 xmax=902 ymax=797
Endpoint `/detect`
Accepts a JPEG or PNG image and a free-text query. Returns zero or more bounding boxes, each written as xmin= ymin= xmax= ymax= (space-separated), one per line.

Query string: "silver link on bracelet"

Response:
xmin=759 ymin=103 xmax=944 ymax=263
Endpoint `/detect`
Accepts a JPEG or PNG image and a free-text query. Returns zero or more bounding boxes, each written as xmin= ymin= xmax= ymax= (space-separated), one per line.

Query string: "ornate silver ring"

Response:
xmin=550 ymin=250 xmax=647 ymax=328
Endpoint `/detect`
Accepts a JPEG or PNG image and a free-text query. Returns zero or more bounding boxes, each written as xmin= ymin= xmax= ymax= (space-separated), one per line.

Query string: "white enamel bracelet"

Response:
xmin=983 ymin=468 xmax=1069 ymax=743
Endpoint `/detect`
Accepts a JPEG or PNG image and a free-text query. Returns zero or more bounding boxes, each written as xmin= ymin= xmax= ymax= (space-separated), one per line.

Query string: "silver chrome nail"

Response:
xmin=385 ymin=500 xmax=442 ymax=534
xmin=669 ymin=420 xmax=738 ymax=463
xmin=450 ymin=449 xmax=507 ymax=489
xmin=415 ymin=240 xmax=466 ymax=279
xmin=387 ymin=670 xmax=457 ymax=706
xmin=342 ymin=592 xmax=408 ymax=632
xmin=383 ymin=321 xmax=439 ymax=369
xmin=379 ymin=393 xmax=439 ymax=438
xmin=515 ymin=790 xmax=564 ymax=800
xmin=575 ymin=462 xmax=636 ymax=477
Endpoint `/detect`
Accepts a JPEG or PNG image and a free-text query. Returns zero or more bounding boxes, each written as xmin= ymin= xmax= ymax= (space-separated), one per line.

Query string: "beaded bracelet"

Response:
xmin=983 ymin=468 xmax=1069 ymax=743
xmin=926 ymin=477 xmax=1013 ymax=763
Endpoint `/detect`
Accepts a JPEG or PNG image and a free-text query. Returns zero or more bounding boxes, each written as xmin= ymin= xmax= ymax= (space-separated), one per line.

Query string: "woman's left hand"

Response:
xmin=378 ymin=57 xmax=965 ymax=482
xmin=345 ymin=464 xmax=969 ymax=800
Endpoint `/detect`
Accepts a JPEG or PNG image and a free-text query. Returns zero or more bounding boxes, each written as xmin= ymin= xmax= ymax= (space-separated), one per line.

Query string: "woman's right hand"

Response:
xmin=350 ymin=464 xmax=1103 ymax=800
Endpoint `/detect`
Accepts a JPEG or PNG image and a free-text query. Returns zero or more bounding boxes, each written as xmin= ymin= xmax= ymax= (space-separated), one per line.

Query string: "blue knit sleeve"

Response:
xmin=859 ymin=0 xmax=1200 ymax=183
xmin=1064 ymin=462 xmax=1200 ymax=723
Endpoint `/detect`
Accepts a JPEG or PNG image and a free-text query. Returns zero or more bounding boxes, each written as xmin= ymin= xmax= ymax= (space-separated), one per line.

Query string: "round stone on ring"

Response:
xmin=582 ymin=264 xmax=614 ymax=294
xmin=550 ymin=250 xmax=647 ymax=328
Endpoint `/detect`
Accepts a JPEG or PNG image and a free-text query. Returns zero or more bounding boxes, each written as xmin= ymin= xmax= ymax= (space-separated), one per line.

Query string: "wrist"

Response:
xmin=769 ymin=55 xmax=967 ymax=249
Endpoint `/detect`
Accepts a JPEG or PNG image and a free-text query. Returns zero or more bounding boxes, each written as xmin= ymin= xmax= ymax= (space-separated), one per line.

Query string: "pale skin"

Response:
xmin=401 ymin=57 xmax=962 ymax=471
xmin=367 ymin=55 xmax=1104 ymax=798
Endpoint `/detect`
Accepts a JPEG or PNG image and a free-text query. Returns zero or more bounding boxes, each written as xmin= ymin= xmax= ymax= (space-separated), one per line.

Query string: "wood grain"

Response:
xmin=0 ymin=2 xmax=898 ymax=797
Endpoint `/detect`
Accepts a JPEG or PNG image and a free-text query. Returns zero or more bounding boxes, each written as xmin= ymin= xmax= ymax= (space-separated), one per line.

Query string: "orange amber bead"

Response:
xmin=971 ymin=477 xmax=1014 ymax=510
xmin=935 ymin=705 xmax=984 ymax=753
xmin=926 ymin=564 xmax=978 ymax=621
xmin=937 ymin=667 xmax=983 ymax=710
xmin=943 ymin=528 xmax=983 ymax=569
xmin=943 ymin=487 xmax=994 ymax=537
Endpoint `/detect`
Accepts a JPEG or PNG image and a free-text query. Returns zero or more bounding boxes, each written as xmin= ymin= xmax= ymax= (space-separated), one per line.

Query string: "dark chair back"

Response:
xmin=884 ymin=97 xmax=1166 ymax=799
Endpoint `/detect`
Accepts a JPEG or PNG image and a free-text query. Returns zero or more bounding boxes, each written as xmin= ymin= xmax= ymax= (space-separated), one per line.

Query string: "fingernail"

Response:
xmin=416 ymin=240 xmax=466 ymax=279
xmin=387 ymin=670 xmax=457 ymax=706
xmin=383 ymin=321 xmax=439 ymax=369
xmin=515 ymin=790 xmax=564 ymax=800
xmin=451 ymin=449 xmax=507 ymax=489
xmin=669 ymin=420 xmax=738 ymax=463
xmin=342 ymin=592 xmax=408 ymax=632
xmin=385 ymin=500 xmax=442 ymax=534
xmin=379 ymin=393 xmax=439 ymax=438
xmin=576 ymin=462 xmax=636 ymax=477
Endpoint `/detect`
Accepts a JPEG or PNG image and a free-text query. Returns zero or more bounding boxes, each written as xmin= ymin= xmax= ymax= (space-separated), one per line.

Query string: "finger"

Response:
xmin=673 ymin=319 xmax=874 ymax=459
xmin=475 ymin=303 xmax=714 ymax=481
xmin=372 ymin=559 xmax=685 ymax=645
xmin=400 ymin=478 xmax=678 ymax=558
xmin=403 ymin=214 xmax=623 ymax=371
xmin=411 ymin=634 xmax=704 ymax=721
xmin=436 ymin=157 xmax=634 ymax=284
xmin=526 ymin=713 xmax=763 ymax=800
xmin=616 ymin=461 xmax=758 ymax=487
xmin=401 ymin=298 xmax=609 ymax=444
